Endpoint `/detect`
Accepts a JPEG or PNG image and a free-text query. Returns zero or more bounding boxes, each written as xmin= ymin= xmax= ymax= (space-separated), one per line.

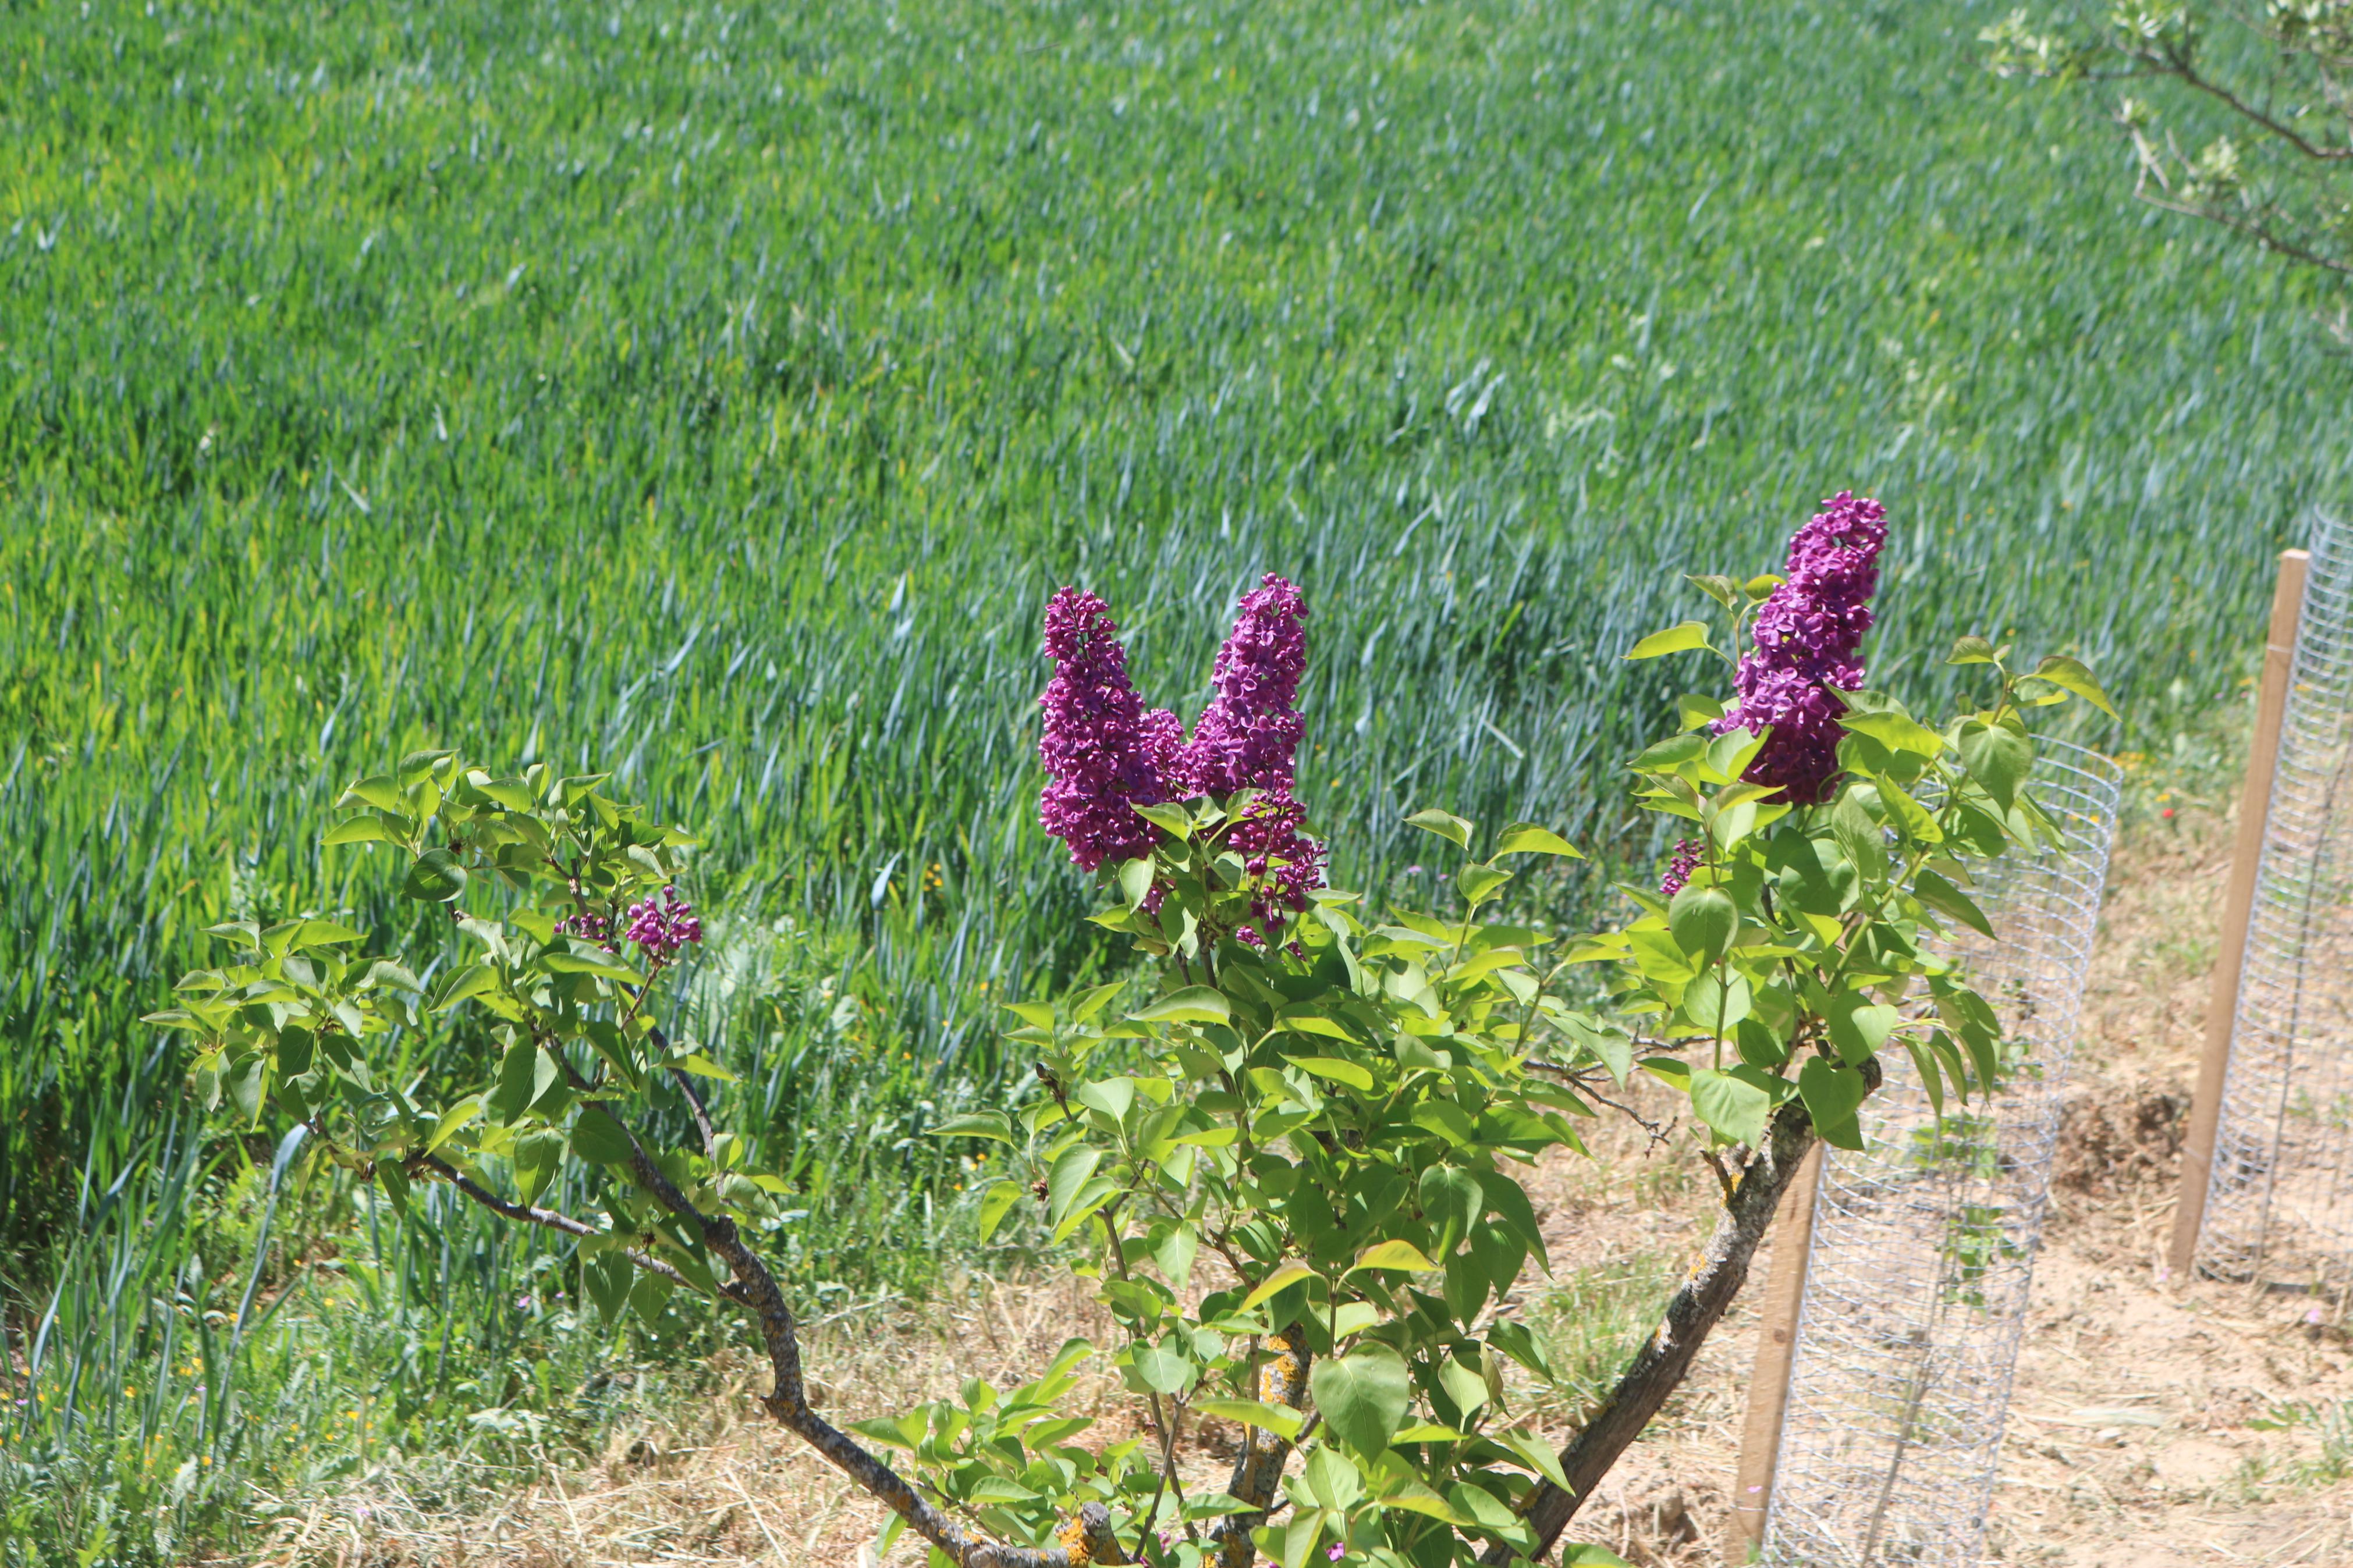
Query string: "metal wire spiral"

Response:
xmin=1762 ymin=739 xmax=2123 ymax=1567
xmin=2195 ymin=516 xmax=2353 ymax=1288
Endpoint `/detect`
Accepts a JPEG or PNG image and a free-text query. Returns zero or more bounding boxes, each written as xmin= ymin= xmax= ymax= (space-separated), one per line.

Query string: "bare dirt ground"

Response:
xmin=277 ymin=797 xmax=2353 ymax=1567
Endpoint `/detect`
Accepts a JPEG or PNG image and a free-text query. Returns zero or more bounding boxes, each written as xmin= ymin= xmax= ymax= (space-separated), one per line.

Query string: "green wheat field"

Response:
xmin=2 ymin=0 xmax=2347 ymax=1558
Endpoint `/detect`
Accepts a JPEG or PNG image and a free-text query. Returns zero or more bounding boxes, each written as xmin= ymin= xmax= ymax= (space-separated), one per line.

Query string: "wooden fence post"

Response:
xmin=2169 ymin=547 xmax=2312 ymax=1279
xmin=1726 ymin=1143 xmax=1824 ymax=1565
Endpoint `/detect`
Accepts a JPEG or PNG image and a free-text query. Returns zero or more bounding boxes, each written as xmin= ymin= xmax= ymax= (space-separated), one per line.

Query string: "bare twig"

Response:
xmin=409 ymin=1153 xmax=716 ymax=1300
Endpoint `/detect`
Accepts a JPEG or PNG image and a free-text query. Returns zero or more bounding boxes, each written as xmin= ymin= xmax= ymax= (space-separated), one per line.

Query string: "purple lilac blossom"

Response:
xmin=624 ymin=886 xmax=703 ymax=963
xmin=1177 ymin=574 xmax=1309 ymax=795
xmin=1036 ymin=578 xmax=1328 ymax=920
xmin=1713 ymin=490 xmax=1887 ymax=804
xmin=1037 ymin=588 xmax=1181 ymax=871
xmin=1226 ymin=790 xmax=1327 ymax=930
xmin=1660 ymin=838 xmax=1703 ymax=898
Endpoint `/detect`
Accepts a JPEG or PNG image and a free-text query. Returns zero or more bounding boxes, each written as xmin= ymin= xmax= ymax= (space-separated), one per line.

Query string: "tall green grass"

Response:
xmin=2 ymin=0 xmax=2350 ymax=1555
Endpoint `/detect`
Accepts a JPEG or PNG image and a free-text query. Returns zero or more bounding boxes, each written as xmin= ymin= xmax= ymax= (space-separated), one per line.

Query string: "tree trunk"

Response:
xmin=1483 ymin=1087 xmax=1836 ymax=1566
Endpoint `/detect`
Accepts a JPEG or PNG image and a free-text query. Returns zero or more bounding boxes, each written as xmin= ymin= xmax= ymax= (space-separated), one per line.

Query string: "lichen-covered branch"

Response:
xmin=1479 ymin=1074 xmax=1851 ymax=1565
xmin=1208 ymin=1329 xmax=1312 ymax=1567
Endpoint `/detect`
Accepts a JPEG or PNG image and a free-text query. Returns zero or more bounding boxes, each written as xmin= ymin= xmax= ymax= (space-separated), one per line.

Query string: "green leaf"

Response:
xmin=931 ymin=1111 xmax=1016 ymax=1144
xmin=322 ymin=815 xmax=398 ymax=847
xmin=1676 ymin=692 xmax=1727 ymax=733
xmin=1419 ymin=1164 xmax=1483 ymax=1258
xmin=1493 ymin=823 xmax=1582 ymax=859
xmin=1404 ymin=808 xmax=1473 ymax=850
xmin=513 ymin=1128 xmax=564 ymax=1205
xmin=1841 ymin=708 xmax=1946 ymax=758
xmin=583 ymin=1251 xmax=632 ymax=1325
xmin=1874 ymin=777 xmax=1944 ymax=844
xmin=1000 ymin=1000 xmax=1056 ymax=1030
xmin=1485 ymin=1320 xmax=1557 ymax=1381
xmin=1912 ymin=869 xmax=1996 ymax=938
xmin=338 ymin=774 xmax=406 ymax=812
xmin=1303 ymin=1446 xmax=1363 ymax=1512
xmin=1829 ymin=789 xmax=1889 ymax=879
xmin=1906 ymin=1040 xmax=1947 ymax=1121
xmin=1133 ymin=986 xmax=1231 ymax=1025
xmin=1690 ymin=1067 xmax=1773 ymax=1147
xmin=540 ymin=950 xmax=645 ymax=984
xmin=1154 ymin=1222 xmax=1198 ymax=1292
xmin=1116 ymin=856 xmax=1155 ymax=909
xmin=1666 ymin=886 xmax=1737 ymax=964
xmin=1958 ymin=721 xmax=2032 ymax=813
xmin=1074 ymin=1077 xmax=1136 ymax=1121
xmin=1637 ymin=1055 xmax=1692 ymax=1092
xmin=1284 ymin=1055 xmax=1375 ymax=1093
xmin=1624 ymin=620 xmax=1713 ymax=660
xmin=1826 ymin=995 xmax=1901 ymax=1065
xmin=1477 ymin=1169 xmax=1552 ymax=1272
xmin=1456 ymin=864 xmax=1513 ymax=905
xmin=1239 ymin=1260 xmax=1320 ymax=1311
xmin=1680 ymin=969 xmax=1752 ymax=1035
xmin=1798 ymin=1057 xmax=1869 ymax=1150
xmin=2031 ymin=654 xmax=2118 ymax=717
xmin=488 ymin=1040 xmax=540 ymax=1122
xmin=1374 ymin=1476 xmax=1475 ymax=1526
xmin=977 ymin=1180 xmax=1024 ymax=1243
xmin=1192 ymin=1399 xmax=1305 ymax=1443
xmin=1045 ymin=1145 xmax=1105 ymax=1226
xmin=376 ymin=1160 xmax=410 ymax=1215
xmin=1559 ymin=1548 xmax=1637 ymax=1567
xmin=1049 ymin=1177 xmax=1122 ymax=1243
xmin=1277 ymin=1011 xmax=1357 ymax=1044
xmin=401 ymin=848 xmax=468 ymax=903
xmin=1448 ymin=1481 xmax=1529 ymax=1541
xmin=1946 ymin=635 xmax=1998 ymax=666
xmin=224 ymin=1053 xmax=267 ymax=1126
xmin=1128 ymin=1343 xmax=1197 ymax=1396
xmin=1346 ymin=1239 xmax=1443 ymax=1275
xmin=426 ymin=1095 xmax=484 ymax=1153
xmin=1307 ymin=1343 xmax=1411 ymax=1455
xmin=846 ymin=1413 xmax=926 ymax=1451
xmin=570 ymin=1106 xmax=637 ymax=1165
xmin=673 ymin=1051 xmax=738 ymax=1082
xmin=1131 ymin=800 xmax=1194 ymax=835
xmin=1495 ymin=1430 xmax=1573 ymax=1493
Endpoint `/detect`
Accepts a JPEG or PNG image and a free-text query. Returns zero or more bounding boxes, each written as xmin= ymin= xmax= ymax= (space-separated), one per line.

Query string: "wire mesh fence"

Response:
xmin=2194 ymin=517 xmax=2353 ymax=1289
xmin=1761 ymin=738 xmax=2123 ymax=1567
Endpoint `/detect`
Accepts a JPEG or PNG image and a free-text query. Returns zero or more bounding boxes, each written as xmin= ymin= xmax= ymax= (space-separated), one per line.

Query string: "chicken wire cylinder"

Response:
xmin=1761 ymin=738 xmax=2123 ymax=1568
xmin=2195 ymin=517 xmax=2353 ymax=1288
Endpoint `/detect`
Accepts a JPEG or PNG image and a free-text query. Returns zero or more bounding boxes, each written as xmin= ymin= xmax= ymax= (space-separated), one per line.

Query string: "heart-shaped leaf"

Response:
xmin=1798 ymin=1057 xmax=1869 ymax=1150
xmin=1308 ymin=1343 xmax=1411 ymax=1456
xmin=402 ymin=848 xmax=468 ymax=902
xmin=1667 ymin=886 xmax=1738 ymax=965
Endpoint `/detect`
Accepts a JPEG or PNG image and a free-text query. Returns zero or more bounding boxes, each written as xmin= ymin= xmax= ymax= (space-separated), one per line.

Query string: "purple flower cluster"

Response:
xmin=1177 ymin=575 xmax=1308 ymax=795
xmin=624 ymin=885 xmax=703 ymax=963
xmin=1037 ymin=574 xmax=1325 ymax=928
xmin=1714 ymin=490 xmax=1887 ymax=804
xmin=558 ymin=909 xmax=616 ymax=950
xmin=1225 ymin=788 xmax=1328 ymax=930
xmin=1660 ymin=838 xmax=1703 ymax=898
xmin=1037 ymin=589 xmax=1179 ymax=872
